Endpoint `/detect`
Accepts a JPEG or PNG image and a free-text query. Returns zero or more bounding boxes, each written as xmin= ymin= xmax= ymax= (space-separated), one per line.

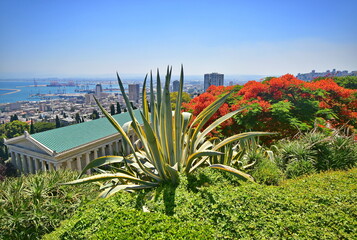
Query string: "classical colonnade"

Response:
xmin=8 ymin=134 xmax=136 ymax=174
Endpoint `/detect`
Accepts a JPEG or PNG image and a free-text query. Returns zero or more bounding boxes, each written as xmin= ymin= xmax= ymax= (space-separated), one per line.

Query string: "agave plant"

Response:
xmin=64 ymin=66 xmax=271 ymax=197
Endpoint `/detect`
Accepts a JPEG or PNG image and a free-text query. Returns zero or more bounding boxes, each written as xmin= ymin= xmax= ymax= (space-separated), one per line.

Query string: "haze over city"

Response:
xmin=0 ymin=0 xmax=357 ymax=78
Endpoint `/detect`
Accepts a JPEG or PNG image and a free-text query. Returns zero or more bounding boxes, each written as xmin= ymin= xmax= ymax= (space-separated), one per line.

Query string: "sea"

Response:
xmin=0 ymin=80 xmax=122 ymax=104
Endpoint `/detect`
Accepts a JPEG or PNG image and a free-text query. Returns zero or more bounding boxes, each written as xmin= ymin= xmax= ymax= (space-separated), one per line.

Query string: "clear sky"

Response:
xmin=0 ymin=0 xmax=356 ymax=78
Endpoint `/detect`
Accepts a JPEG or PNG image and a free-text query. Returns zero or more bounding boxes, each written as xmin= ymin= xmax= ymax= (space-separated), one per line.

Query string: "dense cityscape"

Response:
xmin=1 ymin=69 xmax=356 ymax=125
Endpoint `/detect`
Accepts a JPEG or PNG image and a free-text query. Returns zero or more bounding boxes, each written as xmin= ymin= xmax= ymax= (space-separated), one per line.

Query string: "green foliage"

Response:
xmin=90 ymin=109 xmax=100 ymax=119
xmin=75 ymin=113 xmax=82 ymax=123
xmin=273 ymin=131 xmax=357 ymax=178
xmin=10 ymin=114 xmax=18 ymax=122
xmin=55 ymin=115 xmax=61 ymax=128
xmin=116 ymin=102 xmax=121 ymax=114
xmin=33 ymin=122 xmax=56 ymax=133
xmin=110 ymin=104 xmax=115 ymax=115
xmin=0 ymin=170 xmax=97 ymax=240
xmin=333 ymin=76 xmax=357 ymax=89
xmin=250 ymin=157 xmax=284 ymax=185
xmin=170 ymin=91 xmax=191 ymax=110
xmin=0 ymin=120 xmax=29 ymax=139
xmin=46 ymin=168 xmax=357 ymax=239
xmin=0 ymin=120 xmax=28 ymax=160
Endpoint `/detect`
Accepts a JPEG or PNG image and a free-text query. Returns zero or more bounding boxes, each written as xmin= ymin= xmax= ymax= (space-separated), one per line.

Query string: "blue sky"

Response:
xmin=0 ymin=0 xmax=356 ymax=78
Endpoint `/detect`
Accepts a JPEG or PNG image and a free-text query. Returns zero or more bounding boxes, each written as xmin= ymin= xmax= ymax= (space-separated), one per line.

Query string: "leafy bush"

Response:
xmin=0 ymin=161 xmax=18 ymax=181
xmin=183 ymin=75 xmax=357 ymax=140
xmin=250 ymin=158 xmax=284 ymax=185
xmin=273 ymin=132 xmax=357 ymax=178
xmin=0 ymin=170 xmax=97 ymax=240
xmin=45 ymin=168 xmax=357 ymax=239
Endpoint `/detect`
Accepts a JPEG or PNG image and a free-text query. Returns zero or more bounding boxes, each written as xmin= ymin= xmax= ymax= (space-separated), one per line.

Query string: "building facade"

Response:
xmin=95 ymin=84 xmax=103 ymax=98
xmin=296 ymin=69 xmax=357 ymax=81
xmin=204 ymin=73 xmax=224 ymax=91
xmin=5 ymin=111 xmax=141 ymax=174
xmin=172 ymin=80 xmax=180 ymax=92
xmin=128 ymin=84 xmax=140 ymax=103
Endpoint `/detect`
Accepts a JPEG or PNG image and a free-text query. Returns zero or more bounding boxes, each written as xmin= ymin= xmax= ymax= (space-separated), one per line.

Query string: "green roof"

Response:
xmin=31 ymin=110 xmax=142 ymax=153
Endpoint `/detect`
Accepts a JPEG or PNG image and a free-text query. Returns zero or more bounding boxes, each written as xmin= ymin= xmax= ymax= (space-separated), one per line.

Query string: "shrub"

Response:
xmin=0 ymin=161 xmax=18 ymax=181
xmin=250 ymin=158 xmax=284 ymax=185
xmin=183 ymin=75 xmax=357 ymax=140
xmin=46 ymin=168 xmax=357 ymax=239
xmin=0 ymin=170 xmax=97 ymax=240
xmin=273 ymin=132 xmax=357 ymax=178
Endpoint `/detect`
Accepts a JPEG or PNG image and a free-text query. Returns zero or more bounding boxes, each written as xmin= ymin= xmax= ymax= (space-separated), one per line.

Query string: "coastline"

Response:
xmin=0 ymin=89 xmax=21 ymax=96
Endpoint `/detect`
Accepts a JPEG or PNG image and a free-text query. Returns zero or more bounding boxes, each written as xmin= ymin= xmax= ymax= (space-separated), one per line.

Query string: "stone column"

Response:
xmin=34 ymin=158 xmax=40 ymax=173
xmin=48 ymin=162 xmax=54 ymax=171
xmin=85 ymin=152 xmax=91 ymax=174
xmin=28 ymin=156 xmax=35 ymax=174
xmin=66 ymin=160 xmax=72 ymax=170
xmin=17 ymin=153 xmax=23 ymax=172
xmin=113 ymin=141 xmax=118 ymax=155
xmin=118 ymin=140 xmax=122 ymax=155
xmin=109 ymin=143 xmax=113 ymax=155
xmin=94 ymin=149 xmax=98 ymax=159
xmin=10 ymin=151 xmax=17 ymax=168
xmin=76 ymin=156 xmax=82 ymax=171
xmin=41 ymin=160 xmax=47 ymax=172
xmin=55 ymin=163 xmax=61 ymax=170
xmin=101 ymin=146 xmax=106 ymax=157
xmin=22 ymin=154 xmax=29 ymax=173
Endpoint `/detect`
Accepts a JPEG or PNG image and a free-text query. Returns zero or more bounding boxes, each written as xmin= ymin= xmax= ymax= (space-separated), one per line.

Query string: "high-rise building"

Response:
xmin=172 ymin=80 xmax=180 ymax=92
xmin=95 ymin=84 xmax=103 ymax=98
xmin=204 ymin=73 xmax=224 ymax=91
xmin=128 ymin=84 xmax=140 ymax=103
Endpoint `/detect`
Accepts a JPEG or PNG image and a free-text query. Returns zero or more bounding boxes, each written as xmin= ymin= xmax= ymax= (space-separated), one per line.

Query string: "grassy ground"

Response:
xmin=44 ymin=168 xmax=357 ymax=239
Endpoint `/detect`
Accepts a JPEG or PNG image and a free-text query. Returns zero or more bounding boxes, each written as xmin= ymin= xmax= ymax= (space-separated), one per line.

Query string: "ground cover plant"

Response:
xmin=0 ymin=170 xmax=97 ymax=240
xmin=45 ymin=168 xmax=357 ymax=239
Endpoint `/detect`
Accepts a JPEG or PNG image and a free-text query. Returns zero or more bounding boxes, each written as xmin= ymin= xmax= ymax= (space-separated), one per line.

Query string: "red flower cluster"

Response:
xmin=184 ymin=74 xmax=357 ymax=139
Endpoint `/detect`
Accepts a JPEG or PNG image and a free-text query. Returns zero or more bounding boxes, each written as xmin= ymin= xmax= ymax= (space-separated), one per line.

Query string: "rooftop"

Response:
xmin=31 ymin=110 xmax=141 ymax=153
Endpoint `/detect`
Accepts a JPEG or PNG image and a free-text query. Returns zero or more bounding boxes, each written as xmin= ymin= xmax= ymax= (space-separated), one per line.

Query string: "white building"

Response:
xmin=204 ymin=73 xmax=224 ymax=91
xmin=296 ymin=69 xmax=357 ymax=81
xmin=5 ymin=111 xmax=141 ymax=174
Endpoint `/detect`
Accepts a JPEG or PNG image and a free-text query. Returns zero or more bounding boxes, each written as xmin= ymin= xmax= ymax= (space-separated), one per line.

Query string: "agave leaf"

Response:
xmin=185 ymin=150 xmax=224 ymax=173
xmin=98 ymin=184 xmax=157 ymax=198
xmin=162 ymin=66 xmax=174 ymax=166
xmin=165 ymin=164 xmax=179 ymax=184
xmin=139 ymin=111 xmax=167 ymax=179
xmin=78 ymin=156 xmax=125 ymax=179
xmin=156 ymin=69 xmax=162 ymax=109
xmin=209 ymin=164 xmax=255 ymax=182
xmin=213 ymin=132 xmax=273 ymax=151
xmin=174 ymin=66 xmax=184 ymax=169
xmin=195 ymin=108 xmax=245 ymax=149
xmin=93 ymin=96 xmax=136 ymax=154
xmin=62 ymin=173 xmax=157 ymax=186
xmin=142 ymin=74 xmax=149 ymax=121
xmin=94 ymin=95 xmax=159 ymax=181
xmin=189 ymin=92 xmax=232 ymax=150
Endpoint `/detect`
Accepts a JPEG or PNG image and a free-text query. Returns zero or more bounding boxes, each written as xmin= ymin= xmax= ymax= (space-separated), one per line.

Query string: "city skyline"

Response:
xmin=1 ymin=0 xmax=356 ymax=78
